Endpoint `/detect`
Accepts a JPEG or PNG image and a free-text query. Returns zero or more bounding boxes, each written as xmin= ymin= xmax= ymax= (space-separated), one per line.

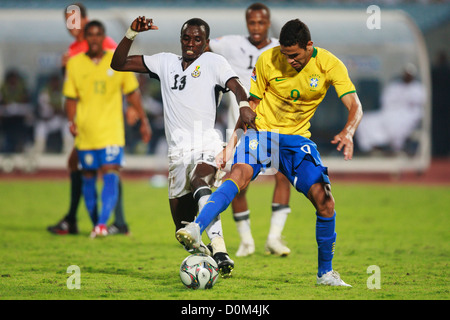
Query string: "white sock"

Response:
xmin=205 ymin=216 xmax=224 ymax=241
xmin=267 ymin=204 xmax=290 ymax=240
xmin=233 ymin=210 xmax=253 ymax=243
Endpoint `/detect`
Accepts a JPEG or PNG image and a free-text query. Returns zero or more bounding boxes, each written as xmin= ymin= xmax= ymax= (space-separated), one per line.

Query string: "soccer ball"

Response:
xmin=179 ymin=253 xmax=219 ymax=289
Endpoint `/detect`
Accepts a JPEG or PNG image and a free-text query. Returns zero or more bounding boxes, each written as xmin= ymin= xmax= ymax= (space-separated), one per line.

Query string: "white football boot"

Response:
xmin=264 ymin=237 xmax=291 ymax=256
xmin=236 ymin=239 xmax=255 ymax=257
xmin=176 ymin=222 xmax=202 ymax=252
xmin=316 ymin=270 xmax=352 ymax=287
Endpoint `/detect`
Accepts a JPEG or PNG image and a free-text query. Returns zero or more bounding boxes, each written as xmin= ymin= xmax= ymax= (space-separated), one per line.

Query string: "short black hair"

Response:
xmin=279 ymin=19 xmax=311 ymax=49
xmin=64 ymin=2 xmax=87 ymax=18
xmin=181 ymin=18 xmax=210 ymax=39
xmin=246 ymin=2 xmax=271 ymax=19
xmin=84 ymin=20 xmax=106 ymax=35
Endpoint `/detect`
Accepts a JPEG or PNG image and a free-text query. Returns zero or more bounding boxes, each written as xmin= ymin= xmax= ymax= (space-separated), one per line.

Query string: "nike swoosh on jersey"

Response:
xmin=275 ymin=78 xmax=287 ymax=82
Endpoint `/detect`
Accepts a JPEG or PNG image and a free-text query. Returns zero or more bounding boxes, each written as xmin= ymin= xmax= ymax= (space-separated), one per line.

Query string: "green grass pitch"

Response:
xmin=0 ymin=178 xmax=448 ymax=301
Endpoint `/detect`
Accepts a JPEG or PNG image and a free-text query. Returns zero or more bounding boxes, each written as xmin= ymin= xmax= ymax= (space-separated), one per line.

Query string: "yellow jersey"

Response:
xmin=63 ymin=50 xmax=139 ymax=150
xmin=250 ymin=46 xmax=356 ymax=138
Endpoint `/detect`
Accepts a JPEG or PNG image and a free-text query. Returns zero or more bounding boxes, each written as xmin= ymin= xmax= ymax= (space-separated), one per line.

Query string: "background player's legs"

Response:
xmin=265 ymin=172 xmax=292 ymax=256
xmin=108 ymin=179 xmax=130 ymax=235
xmin=231 ymin=187 xmax=255 ymax=257
xmin=81 ymin=170 xmax=98 ymax=227
xmin=96 ymin=168 xmax=120 ymax=229
xmin=47 ymin=148 xmax=84 ymax=235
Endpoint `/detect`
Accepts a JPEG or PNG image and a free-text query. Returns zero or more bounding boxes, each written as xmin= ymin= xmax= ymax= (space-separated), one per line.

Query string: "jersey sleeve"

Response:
xmin=328 ymin=59 xmax=356 ymax=99
xmin=121 ymin=72 xmax=139 ymax=95
xmin=249 ymin=51 xmax=268 ymax=100
xmin=142 ymin=53 xmax=167 ymax=79
xmin=214 ymin=54 xmax=238 ymax=88
xmin=209 ymin=36 xmax=228 ymax=55
xmin=62 ymin=58 xmax=78 ymax=99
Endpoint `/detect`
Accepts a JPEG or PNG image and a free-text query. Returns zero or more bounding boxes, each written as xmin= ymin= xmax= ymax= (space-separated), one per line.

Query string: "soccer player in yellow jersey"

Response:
xmin=64 ymin=20 xmax=151 ymax=237
xmin=177 ymin=19 xmax=363 ymax=286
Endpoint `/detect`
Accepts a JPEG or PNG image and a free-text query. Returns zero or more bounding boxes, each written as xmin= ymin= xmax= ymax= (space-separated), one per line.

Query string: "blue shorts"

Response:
xmin=233 ymin=130 xmax=330 ymax=195
xmin=77 ymin=146 xmax=124 ymax=170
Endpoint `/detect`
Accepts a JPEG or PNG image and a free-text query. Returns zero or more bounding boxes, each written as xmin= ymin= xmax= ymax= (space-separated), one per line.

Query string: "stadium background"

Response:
xmin=0 ymin=0 xmax=449 ymax=178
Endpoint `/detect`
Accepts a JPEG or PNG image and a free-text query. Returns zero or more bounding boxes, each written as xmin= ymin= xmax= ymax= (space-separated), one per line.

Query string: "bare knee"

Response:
xmin=308 ymin=183 xmax=335 ymax=218
xmin=190 ymin=162 xmax=216 ymax=190
xmin=229 ymin=164 xmax=253 ymax=191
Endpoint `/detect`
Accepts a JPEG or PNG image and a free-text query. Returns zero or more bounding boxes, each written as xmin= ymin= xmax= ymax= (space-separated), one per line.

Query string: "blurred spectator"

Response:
xmin=431 ymin=50 xmax=450 ymax=157
xmin=125 ymin=74 xmax=166 ymax=155
xmin=33 ymin=73 xmax=73 ymax=154
xmin=0 ymin=69 xmax=33 ymax=153
xmin=355 ymin=63 xmax=426 ymax=155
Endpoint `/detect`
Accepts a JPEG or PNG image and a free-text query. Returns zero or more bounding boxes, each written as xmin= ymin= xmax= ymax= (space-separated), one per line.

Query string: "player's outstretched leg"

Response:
xmin=176 ymin=179 xmax=239 ymax=251
xmin=176 ymin=221 xmax=202 ymax=251
xmin=195 ymin=188 xmax=235 ymax=276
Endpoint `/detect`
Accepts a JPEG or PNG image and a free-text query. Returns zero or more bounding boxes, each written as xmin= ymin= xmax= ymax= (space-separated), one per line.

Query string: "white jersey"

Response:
xmin=209 ymin=35 xmax=279 ymax=129
xmin=209 ymin=35 xmax=279 ymax=91
xmin=143 ymin=52 xmax=238 ymax=153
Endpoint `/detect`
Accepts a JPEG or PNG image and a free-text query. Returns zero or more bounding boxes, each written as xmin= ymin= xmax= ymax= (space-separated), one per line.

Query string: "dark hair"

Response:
xmin=246 ymin=2 xmax=271 ymax=19
xmin=279 ymin=19 xmax=311 ymax=49
xmin=181 ymin=18 xmax=210 ymax=39
xmin=64 ymin=2 xmax=87 ymax=18
xmin=84 ymin=20 xmax=106 ymax=35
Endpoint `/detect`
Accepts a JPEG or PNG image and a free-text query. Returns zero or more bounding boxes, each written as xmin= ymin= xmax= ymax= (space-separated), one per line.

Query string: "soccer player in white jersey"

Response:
xmin=111 ymin=16 xmax=251 ymax=277
xmin=208 ymin=3 xmax=292 ymax=257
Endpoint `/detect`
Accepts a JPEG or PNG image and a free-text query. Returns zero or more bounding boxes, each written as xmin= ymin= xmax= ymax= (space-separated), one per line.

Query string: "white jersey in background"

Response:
xmin=209 ymin=35 xmax=279 ymax=129
xmin=143 ymin=52 xmax=238 ymax=154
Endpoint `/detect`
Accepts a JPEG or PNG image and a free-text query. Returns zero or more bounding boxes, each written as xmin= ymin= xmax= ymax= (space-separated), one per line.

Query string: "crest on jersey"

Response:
xmin=191 ymin=65 xmax=201 ymax=78
xmin=249 ymin=139 xmax=258 ymax=150
xmin=309 ymin=74 xmax=321 ymax=89
xmin=251 ymin=67 xmax=257 ymax=82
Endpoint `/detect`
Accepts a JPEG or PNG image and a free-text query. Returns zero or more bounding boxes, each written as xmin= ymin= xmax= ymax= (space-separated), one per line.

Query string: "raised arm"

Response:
xmin=111 ymin=16 xmax=158 ymax=73
xmin=331 ymin=92 xmax=363 ymax=160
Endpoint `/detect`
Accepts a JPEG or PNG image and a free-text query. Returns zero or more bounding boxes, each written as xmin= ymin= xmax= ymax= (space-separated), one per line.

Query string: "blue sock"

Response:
xmin=195 ymin=179 xmax=239 ymax=233
xmin=98 ymin=172 xmax=120 ymax=226
xmin=82 ymin=175 xmax=98 ymax=226
xmin=316 ymin=211 xmax=337 ymax=277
